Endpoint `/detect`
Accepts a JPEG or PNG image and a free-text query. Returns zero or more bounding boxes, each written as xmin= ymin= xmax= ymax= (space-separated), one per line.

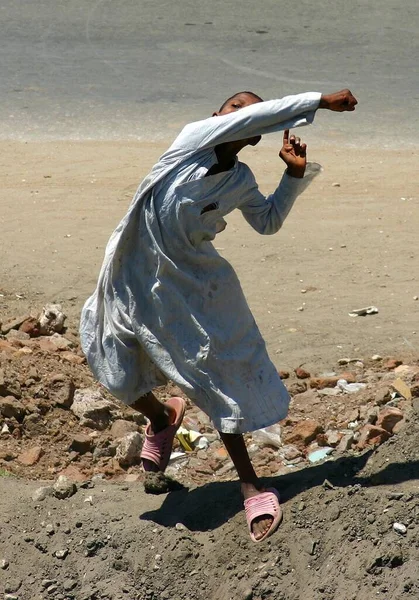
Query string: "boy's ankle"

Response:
xmin=150 ymin=405 xmax=174 ymax=434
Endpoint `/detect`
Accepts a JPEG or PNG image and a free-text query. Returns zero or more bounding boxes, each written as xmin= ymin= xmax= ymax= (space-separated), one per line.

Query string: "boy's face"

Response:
xmin=214 ymin=92 xmax=263 ymax=149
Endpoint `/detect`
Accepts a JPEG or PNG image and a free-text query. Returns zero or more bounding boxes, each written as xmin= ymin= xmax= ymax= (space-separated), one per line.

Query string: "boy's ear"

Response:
xmin=212 ymin=111 xmax=219 ymax=117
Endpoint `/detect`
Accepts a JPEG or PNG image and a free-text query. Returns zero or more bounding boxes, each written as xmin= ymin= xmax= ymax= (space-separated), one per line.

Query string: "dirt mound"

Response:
xmin=1 ymin=311 xmax=419 ymax=599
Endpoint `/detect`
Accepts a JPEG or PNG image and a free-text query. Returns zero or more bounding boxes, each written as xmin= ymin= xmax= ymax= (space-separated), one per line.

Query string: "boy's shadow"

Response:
xmin=140 ymin=450 xmax=419 ymax=532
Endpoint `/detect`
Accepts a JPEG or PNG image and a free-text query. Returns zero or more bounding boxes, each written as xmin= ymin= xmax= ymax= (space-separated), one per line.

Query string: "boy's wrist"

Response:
xmin=286 ymin=166 xmax=305 ymax=179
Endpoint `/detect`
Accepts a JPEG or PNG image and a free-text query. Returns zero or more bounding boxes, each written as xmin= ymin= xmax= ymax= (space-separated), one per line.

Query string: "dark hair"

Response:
xmin=219 ymin=91 xmax=264 ymax=112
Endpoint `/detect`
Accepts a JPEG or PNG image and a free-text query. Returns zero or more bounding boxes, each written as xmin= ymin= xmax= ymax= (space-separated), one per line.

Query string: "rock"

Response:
xmin=377 ymin=407 xmax=404 ymax=433
xmin=285 ymin=419 xmax=323 ymax=447
xmin=6 ymin=329 xmax=30 ymax=341
xmin=39 ymin=303 xmax=66 ymax=335
xmin=336 ymin=432 xmax=355 ymax=452
xmin=318 ymin=387 xmax=341 ymax=397
xmin=69 ymin=434 xmax=93 ymax=454
xmin=310 ymin=376 xmax=339 ymax=390
xmin=278 ymin=370 xmax=289 ymax=380
xmin=375 ymin=386 xmax=392 ymax=406
xmin=287 ymin=381 xmax=307 ymax=395
xmin=295 ymin=367 xmax=311 ymax=379
xmin=53 ymin=475 xmax=77 ymax=499
xmin=4 ymin=579 xmax=22 ymax=593
xmin=372 ymin=354 xmax=382 ymax=361
xmin=70 ymin=388 xmax=119 ymax=430
xmin=391 ymin=378 xmax=412 ymax=400
xmin=115 ymin=432 xmax=143 ymax=467
xmin=19 ymin=317 xmax=40 ymax=337
xmin=110 ymin=419 xmax=139 ymax=440
xmin=58 ymin=465 xmax=88 ymax=482
xmin=393 ymin=522 xmax=407 ymax=535
xmin=0 ymin=371 xmax=22 ymax=399
xmin=17 ymin=446 xmax=43 ymax=466
xmin=60 ymin=351 xmax=86 ymax=364
xmin=325 ymin=430 xmax=342 ymax=447
xmin=54 ymin=548 xmax=69 ymax=559
xmin=1 ymin=559 xmax=9 ymax=569
xmin=48 ymin=378 xmax=75 ymax=408
xmin=410 ymin=383 xmax=419 ymax=398
xmin=357 ymin=424 xmax=391 ymax=449
xmin=384 ymin=358 xmax=403 ymax=370
xmin=0 ymin=397 xmax=25 ymax=421
xmin=49 ymin=333 xmax=73 ymax=350
xmin=63 ymin=579 xmax=77 ymax=592
xmin=339 ymin=371 xmax=357 ymax=383
xmin=32 ymin=486 xmax=54 ymax=502
xmin=281 ymin=444 xmax=302 ymax=461
xmin=1 ymin=315 xmax=30 ymax=335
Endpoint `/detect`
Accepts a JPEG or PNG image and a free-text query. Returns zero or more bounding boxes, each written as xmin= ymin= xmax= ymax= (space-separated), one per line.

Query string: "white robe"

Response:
xmin=80 ymin=92 xmax=322 ymax=434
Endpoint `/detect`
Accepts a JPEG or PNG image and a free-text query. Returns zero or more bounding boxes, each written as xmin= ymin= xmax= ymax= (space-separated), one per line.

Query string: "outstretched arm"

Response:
xmin=170 ymin=89 xmax=357 ymax=154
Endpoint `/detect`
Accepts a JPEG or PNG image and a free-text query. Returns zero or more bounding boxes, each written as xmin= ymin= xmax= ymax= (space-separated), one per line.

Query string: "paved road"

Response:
xmin=1 ymin=0 xmax=418 ymax=145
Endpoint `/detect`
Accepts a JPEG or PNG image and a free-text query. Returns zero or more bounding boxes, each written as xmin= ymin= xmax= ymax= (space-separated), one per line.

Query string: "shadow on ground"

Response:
xmin=140 ymin=449 xmax=419 ymax=532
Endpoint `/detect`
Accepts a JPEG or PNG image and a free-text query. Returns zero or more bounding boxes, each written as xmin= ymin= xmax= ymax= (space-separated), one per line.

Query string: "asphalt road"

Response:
xmin=1 ymin=0 xmax=418 ymax=145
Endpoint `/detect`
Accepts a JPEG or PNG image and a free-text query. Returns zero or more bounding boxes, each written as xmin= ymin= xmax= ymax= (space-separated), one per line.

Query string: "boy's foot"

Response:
xmin=141 ymin=397 xmax=186 ymax=473
xmin=242 ymin=483 xmax=282 ymax=542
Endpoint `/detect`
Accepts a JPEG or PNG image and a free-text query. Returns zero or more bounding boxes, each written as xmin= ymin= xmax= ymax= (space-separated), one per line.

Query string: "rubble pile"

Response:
xmin=0 ymin=306 xmax=417 ymax=488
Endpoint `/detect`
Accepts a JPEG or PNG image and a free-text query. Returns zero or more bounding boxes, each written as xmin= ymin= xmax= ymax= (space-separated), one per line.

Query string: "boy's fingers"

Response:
xmin=283 ymin=129 xmax=290 ymax=144
xmin=300 ymin=143 xmax=307 ymax=157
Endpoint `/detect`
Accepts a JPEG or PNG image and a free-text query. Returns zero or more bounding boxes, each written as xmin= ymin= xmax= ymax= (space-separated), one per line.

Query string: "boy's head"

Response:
xmin=215 ymin=91 xmax=264 ymax=116
xmin=213 ymin=91 xmax=264 ymax=150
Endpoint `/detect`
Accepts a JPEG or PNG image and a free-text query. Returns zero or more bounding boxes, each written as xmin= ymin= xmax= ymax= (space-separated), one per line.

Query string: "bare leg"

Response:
xmin=219 ymin=432 xmax=274 ymax=541
xmin=132 ymin=392 xmax=175 ymax=472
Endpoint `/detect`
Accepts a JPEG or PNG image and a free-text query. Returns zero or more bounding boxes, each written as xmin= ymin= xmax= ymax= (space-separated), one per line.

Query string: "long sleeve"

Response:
xmin=239 ymin=162 xmax=321 ymax=235
xmin=169 ymin=92 xmax=321 ymax=154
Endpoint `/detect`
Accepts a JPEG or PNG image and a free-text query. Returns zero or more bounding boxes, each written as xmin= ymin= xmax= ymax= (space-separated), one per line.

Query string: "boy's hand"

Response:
xmin=319 ymin=89 xmax=358 ymax=112
xmin=279 ymin=130 xmax=306 ymax=178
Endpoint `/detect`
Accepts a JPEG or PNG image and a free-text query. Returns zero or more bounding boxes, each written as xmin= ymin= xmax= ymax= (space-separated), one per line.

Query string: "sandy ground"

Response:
xmin=1 ymin=140 xmax=418 ymax=370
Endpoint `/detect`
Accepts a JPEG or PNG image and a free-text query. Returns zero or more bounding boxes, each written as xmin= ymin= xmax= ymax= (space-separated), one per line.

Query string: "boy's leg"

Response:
xmin=132 ymin=392 xmax=176 ymax=472
xmin=219 ymin=432 xmax=275 ymax=541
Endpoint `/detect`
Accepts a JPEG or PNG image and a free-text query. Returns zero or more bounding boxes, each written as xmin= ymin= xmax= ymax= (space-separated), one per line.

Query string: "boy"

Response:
xmin=81 ymin=88 xmax=357 ymax=541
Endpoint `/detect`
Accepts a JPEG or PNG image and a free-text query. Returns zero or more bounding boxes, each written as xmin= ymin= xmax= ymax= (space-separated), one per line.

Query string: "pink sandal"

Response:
xmin=140 ymin=397 xmax=186 ymax=472
xmin=244 ymin=488 xmax=283 ymax=543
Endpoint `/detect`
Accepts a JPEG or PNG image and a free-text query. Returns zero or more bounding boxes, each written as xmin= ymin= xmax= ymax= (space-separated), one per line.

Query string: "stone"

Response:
xmin=17 ymin=446 xmax=43 ymax=466
xmin=391 ymin=378 xmax=412 ymax=400
xmin=287 ymin=381 xmax=307 ymax=395
xmin=115 ymin=432 xmax=143 ymax=467
xmin=357 ymin=424 xmax=391 ymax=449
xmin=339 ymin=371 xmax=357 ymax=383
xmin=6 ymin=329 xmax=30 ymax=341
xmin=336 ymin=432 xmax=355 ymax=452
xmin=278 ymin=370 xmax=289 ymax=380
xmin=70 ymin=388 xmax=119 ymax=430
xmin=375 ymin=386 xmax=392 ymax=406
xmin=411 ymin=383 xmax=419 ymax=398
xmin=377 ymin=407 xmax=404 ymax=433
xmin=110 ymin=419 xmax=139 ymax=439
xmin=19 ymin=317 xmax=40 ymax=337
xmin=0 ymin=397 xmax=25 ymax=421
xmin=384 ymin=358 xmax=403 ymax=370
xmin=32 ymin=486 xmax=54 ymax=502
xmin=1 ymin=315 xmax=30 ymax=335
xmin=393 ymin=522 xmax=407 ymax=535
xmin=49 ymin=333 xmax=73 ymax=350
xmin=1 ymin=559 xmax=9 ymax=569
xmin=58 ymin=465 xmax=87 ymax=482
xmin=4 ymin=579 xmax=22 ymax=593
xmin=0 ymin=372 xmax=22 ymax=399
xmin=310 ymin=376 xmax=339 ymax=390
xmin=53 ymin=475 xmax=77 ymax=499
xmin=63 ymin=579 xmax=77 ymax=592
xmin=38 ymin=303 xmax=66 ymax=335
xmin=325 ymin=430 xmax=342 ymax=447
xmin=295 ymin=367 xmax=311 ymax=379
xmin=285 ymin=419 xmax=323 ymax=447
xmin=69 ymin=434 xmax=93 ymax=454
xmin=48 ymin=379 xmax=75 ymax=408
xmin=61 ymin=351 xmax=86 ymax=365
xmin=54 ymin=548 xmax=69 ymax=559
xmin=281 ymin=444 xmax=302 ymax=461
